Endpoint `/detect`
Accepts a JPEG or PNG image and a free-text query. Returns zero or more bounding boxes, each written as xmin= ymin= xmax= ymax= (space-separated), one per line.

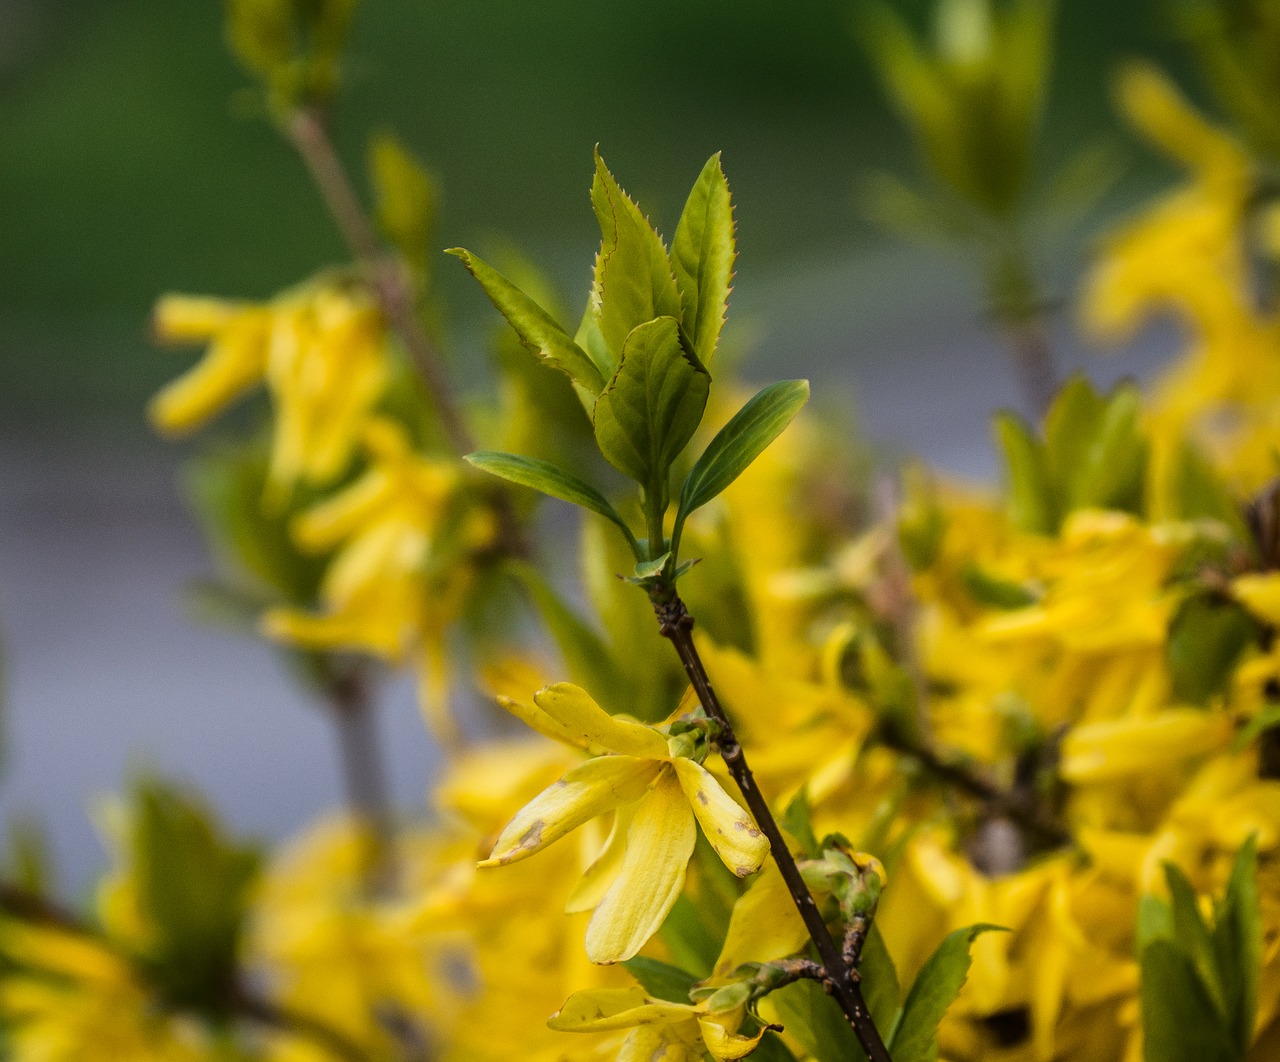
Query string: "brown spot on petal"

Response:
xmin=515 ymin=819 xmax=546 ymax=853
xmin=735 ymin=865 xmax=753 ymax=877
xmin=697 ymin=791 xmax=709 ymax=805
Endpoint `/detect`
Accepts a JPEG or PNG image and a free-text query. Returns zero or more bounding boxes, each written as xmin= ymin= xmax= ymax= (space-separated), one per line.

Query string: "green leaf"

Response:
xmin=1071 ymin=383 xmax=1147 ymax=515
xmin=676 ymin=380 xmax=810 ymax=540
xmin=1164 ymin=863 xmax=1226 ymax=1019
xmin=1167 ymin=438 xmax=1248 ymax=537
xmin=780 ymin=787 xmax=821 ymax=859
xmin=449 ymin=249 xmax=606 ymax=396
xmin=860 ymin=922 xmax=902 ymax=1036
xmin=671 ymin=153 xmax=736 ymax=365
xmin=128 ymin=778 xmax=261 ymax=1017
xmin=1213 ymin=838 xmax=1261 ymax=1054
xmin=631 ymin=552 xmax=672 ymax=581
xmin=1137 ymin=894 xmax=1174 ymax=952
xmin=623 ymin=956 xmax=698 ymax=1003
xmin=464 ymin=451 xmax=637 ymax=553
xmin=993 ymin=411 xmax=1054 ymax=534
xmin=369 ymin=132 xmax=438 ymax=274
xmin=768 ymin=977 xmax=863 ymax=1062
xmin=1141 ymin=940 xmax=1241 ymax=1062
xmin=657 ymin=893 xmax=721 ymax=978
xmin=1233 ymin=702 xmax=1280 ymax=752
xmin=888 ymin=924 xmax=1005 ymax=1062
xmin=591 ymin=316 xmax=710 ymax=491
xmin=1043 ymin=374 xmax=1103 ymax=510
xmin=1167 ymin=594 xmax=1257 ymax=706
xmin=960 ymin=564 xmax=1039 ymax=609
xmin=589 ymin=150 xmax=685 ymax=362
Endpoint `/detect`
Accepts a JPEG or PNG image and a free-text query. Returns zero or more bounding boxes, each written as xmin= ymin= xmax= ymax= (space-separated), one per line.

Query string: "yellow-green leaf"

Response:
xmin=672 ymin=153 xmax=735 ymax=365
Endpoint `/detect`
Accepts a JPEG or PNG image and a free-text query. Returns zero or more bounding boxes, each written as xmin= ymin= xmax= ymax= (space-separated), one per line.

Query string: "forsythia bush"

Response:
xmin=7 ymin=1 xmax=1280 ymax=1060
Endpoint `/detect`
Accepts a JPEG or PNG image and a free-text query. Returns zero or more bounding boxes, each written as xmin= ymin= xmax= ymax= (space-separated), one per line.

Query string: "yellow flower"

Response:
xmin=150 ymin=282 xmax=390 ymax=492
xmin=547 ymin=986 xmax=769 ymax=1061
xmin=0 ymin=923 xmax=208 ymax=1062
xmin=479 ymin=682 xmax=770 ymax=964
xmin=263 ymin=417 xmax=490 ymax=741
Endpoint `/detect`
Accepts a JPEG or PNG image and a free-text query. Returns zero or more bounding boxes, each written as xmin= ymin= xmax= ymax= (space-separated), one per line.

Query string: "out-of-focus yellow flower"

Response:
xmin=0 ymin=923 xmax=208 ymax=1062
xmin=480 ymin=682 xmax=769 ymax=964
xmin=1082 ymin=63 xmax=1252 ymax=344
xmin=547 ymin=985 xmax=769 ymax=1060
xmin=150 ymin=281 xmax=390 ymax=493
xmin=264 ymin=417 xmax=493 ymax=741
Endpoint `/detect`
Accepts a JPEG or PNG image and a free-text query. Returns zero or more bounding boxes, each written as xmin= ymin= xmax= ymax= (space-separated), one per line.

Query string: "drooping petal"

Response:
xmin=547 ymin=987 xmax=695 ymax=1032
xmin=148 ymin=314 xmax=269 ymax=434
xmin=1059 ymin=709 xmax=1232 ymax=783
xmin=586 ymin=771 xmax=697 ymax=964
xmin=495 ymin=695 xmax=591 ymax=751
xmin=566 ymin=803 xmax=636 ymax=914
xmin=671 ymin=758 xmax=768 ymax=877
xmin=480 ymin=756 xmax=662 ymax=867
xmin=713 ymin=862 xmax=807 ymax=978
xmin=534 ymin=683 xmax=670 ymax=758
xmin=699 ymin=1015 xmax=770 ymax=1060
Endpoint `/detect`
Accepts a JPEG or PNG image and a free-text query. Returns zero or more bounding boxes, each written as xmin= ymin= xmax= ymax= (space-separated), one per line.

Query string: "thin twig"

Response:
xmin=327 ymin=663 xmax=397 ymax=895
xmin=881 ymin=729 xmax=1072 ymax=848
xmin=650 ymin=591 xmax=893 ymax=1062
xmin=1003 ymin=316 xmax=1057 ymax=418
xmin=285 ymin=108 xmax=474 ymax=456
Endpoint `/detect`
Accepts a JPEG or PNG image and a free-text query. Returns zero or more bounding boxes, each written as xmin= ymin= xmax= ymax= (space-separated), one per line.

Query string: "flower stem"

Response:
xmin=650 ymin=590 xmax=893 ymax=1062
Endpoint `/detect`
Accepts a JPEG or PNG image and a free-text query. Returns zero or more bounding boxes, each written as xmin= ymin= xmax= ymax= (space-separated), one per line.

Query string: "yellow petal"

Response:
xmin=1117 ymin=62 xmax=1243 ymax=179
xmin=1234 ymin=573 xmax=1280 ymax=626
xmin=586 ymin=771 xmax=697 ymax=964
xmin=1059 ymin=709 xmax=1233 ymax=783
xmin=148 ymin=316 xmax=268 ymax=434
xmin=567 ymin=803 xmax=636 ymax=914
xmin=713 ymin=862 xmax=809 ymax=978
xmin=547 ymin=987 xmax=695 ymax=1031
xmin=619 ymin=1026 xmax=701 ymax=1062
xmin=699 ymin=1016 xmax=768 ymax=1060
xmin=495 ymin=694 xmax=591 ymax=750
xmin=152 ymin=294 xmax=245 ymax=342
xmin=534 ymin=683 xmax=670 ymax=758
xmin=480 ymin=756 xmax=662 ymax=867
xmin=671 ymin=758 xmax=768 ymax=877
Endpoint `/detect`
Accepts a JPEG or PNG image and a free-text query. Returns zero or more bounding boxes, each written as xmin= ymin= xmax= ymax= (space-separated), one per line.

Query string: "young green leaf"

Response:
xmin=887 ymin=924 xmax=1005 ymax=1062
xmin=1213 ymin=838 xmax=1261 ymax=1054
xmin=622 ymin=956 xmax=699 ymax=1003
xmin=1167 ymin=594 xmax=1257 ymax=707
xmin=449 ymin=249 xmax=607 ymax=396
xmin=780 ymin=787 xmax=821 ymax=859
xmin=370 ymin=132 xmax=438 ymax=274
xmin=672 ymin=153 xmax=736 ymax=365
xmin=676 ymin=379 xmax=810 ymax=534
xmin=591 ymin=316 xmax=710 ymax=491
xmin=464 ymin=451 xmax=637 ymax=554
xmin=590 ymin=150 xmax=685 ymax=360
xmin=860 ymin=922 xmax=902 ymax=1036
xmin=1043 ymin=374 xmax=1103 ymax=509
xmin=1071 ymin=383 xmax=1147 ymax=515
xmin=1141 ymin=940 xmax=1241 ymax=1062
xmin=1164 ymin=863 xmax=1226 ymax=1018
xmin=993 ymin=411 xmax=1054 ymax=534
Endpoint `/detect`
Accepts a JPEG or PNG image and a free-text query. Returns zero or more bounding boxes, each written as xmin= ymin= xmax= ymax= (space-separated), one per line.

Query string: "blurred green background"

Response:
xmin=0 ymin=0 xmax=1190 ymax=434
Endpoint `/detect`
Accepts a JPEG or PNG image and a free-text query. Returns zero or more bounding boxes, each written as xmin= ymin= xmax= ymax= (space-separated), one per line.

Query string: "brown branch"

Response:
xmin=650 ymin=591 xmax=893 ymax=1062
xmin=882 ymin=729 xmax=1072 ymax=848
xmin=327 ymin=663 xmax=397 ymax=896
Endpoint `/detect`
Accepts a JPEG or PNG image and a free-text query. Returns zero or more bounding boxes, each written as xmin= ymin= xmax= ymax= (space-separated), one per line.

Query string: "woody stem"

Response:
xmin=327 ymin=661 xmax=397 ymax=895
xmin=650 ymin=589 xmax=892 ymax=1062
